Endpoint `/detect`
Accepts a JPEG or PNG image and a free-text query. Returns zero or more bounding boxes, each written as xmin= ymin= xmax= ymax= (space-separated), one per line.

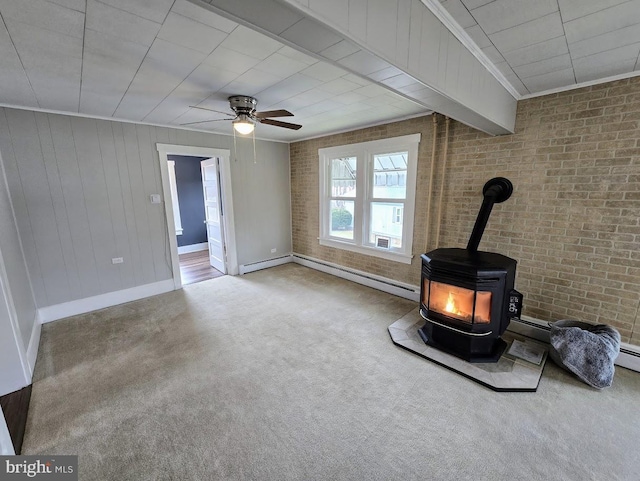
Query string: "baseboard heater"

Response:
xmin=292 ymin=253 xmax=640 ymax=373
xmin=291 ymin=254 xmax=419 ymax=299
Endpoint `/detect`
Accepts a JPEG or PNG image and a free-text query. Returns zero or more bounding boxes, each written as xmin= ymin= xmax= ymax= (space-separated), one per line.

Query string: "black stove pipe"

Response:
xmin=466 ymin=177 xmax=513 ymax=253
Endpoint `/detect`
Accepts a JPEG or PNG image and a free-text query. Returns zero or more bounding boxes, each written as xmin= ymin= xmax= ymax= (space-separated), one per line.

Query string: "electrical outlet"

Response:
xmin=112 ymin=257 xmax=124 ymax=264
xmin=271 ymin=248 xmax=277 ymax=253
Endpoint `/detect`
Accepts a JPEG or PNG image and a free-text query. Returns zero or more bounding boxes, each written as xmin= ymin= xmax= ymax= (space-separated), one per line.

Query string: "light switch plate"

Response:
xmin=150 ymin=194 xmax=161 ymax=204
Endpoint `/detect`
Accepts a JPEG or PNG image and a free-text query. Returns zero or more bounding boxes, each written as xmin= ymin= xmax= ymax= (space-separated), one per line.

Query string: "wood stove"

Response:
xmin=419 ymin=178 xmax=522 ymax=362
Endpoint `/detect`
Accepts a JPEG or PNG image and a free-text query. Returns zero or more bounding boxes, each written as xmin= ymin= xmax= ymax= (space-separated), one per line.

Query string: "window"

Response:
xmin=319 ymin=134 xmax=420 ymax=264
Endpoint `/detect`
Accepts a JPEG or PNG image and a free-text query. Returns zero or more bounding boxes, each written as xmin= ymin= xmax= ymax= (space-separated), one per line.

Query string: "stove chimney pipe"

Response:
xmin=466 ymin=177 xmax=513 ymax=253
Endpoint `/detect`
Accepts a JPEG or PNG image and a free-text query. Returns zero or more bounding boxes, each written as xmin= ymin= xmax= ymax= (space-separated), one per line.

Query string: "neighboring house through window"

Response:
xmin=318 ymin=134 xmax=420 ymax=264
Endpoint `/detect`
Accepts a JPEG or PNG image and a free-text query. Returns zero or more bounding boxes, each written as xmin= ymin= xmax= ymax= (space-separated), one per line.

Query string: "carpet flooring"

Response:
xmin=24 ymin=264 xmax=640 ymax=480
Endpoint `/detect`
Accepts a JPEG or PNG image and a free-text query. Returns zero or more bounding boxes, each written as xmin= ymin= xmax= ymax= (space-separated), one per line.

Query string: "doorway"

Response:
xmin=157 ymin=144 xmax=238 ymax=289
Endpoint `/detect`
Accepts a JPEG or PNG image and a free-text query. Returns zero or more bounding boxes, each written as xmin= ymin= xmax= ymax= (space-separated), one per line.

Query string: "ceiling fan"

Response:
xmin=181 ymin=95 xmax=302 ymax=134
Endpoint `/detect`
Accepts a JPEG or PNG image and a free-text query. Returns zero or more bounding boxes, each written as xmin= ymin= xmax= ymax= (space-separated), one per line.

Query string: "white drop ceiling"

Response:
xmin=0 ymin=0 xmax=638 ymax=141
xmin=440 ymin=0 xmax=640 ymax=96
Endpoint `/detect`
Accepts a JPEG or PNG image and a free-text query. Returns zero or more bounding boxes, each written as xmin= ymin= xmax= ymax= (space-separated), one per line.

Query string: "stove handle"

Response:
xmin=419 ymin=309 xmax=494 ymax=337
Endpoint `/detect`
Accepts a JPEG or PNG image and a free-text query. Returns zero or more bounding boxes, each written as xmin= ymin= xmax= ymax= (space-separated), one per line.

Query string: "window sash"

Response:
xmin=318 ymin=134 xmax=420 ymax=264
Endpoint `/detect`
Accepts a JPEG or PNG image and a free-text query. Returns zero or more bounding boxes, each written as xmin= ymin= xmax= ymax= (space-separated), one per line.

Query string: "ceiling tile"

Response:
xmin=204 ymin=46 xmax=261 ymax=75
xmin=46 ymin=0 xmax=86 ymax=12
xmin=157 ymin=13 xmax=228 ymax=54
xmin=341 ymin=73 xmax=370 ymax=86
xmin=569 ymin=22 xmax=640 ymax=59
xmin=5 ymin=20 xmax=82 ymax=59
xmin=320 ymin=40 xmax=360 ymax=61
xmin=465 ymin=24 xmax=492 ymax=49
xmin=481 ymin=45 xmax=504 ymax=64
xmin=219 ymin=25 xmax=282 ymax=60
xmin=301 ymin=62 xmax=346 ymax=82
xmin=114 ymin=39 xmax=207 ymax=120
xmin=220 ymin=68 xmax=286 ymax=97
xmin=171 ymin=0 xmax=237 ymax=32
xmin=557 ymin=0 xmax=630 ymax=23
xmin=573 ymin=43 xmax=640 ymax=82
xmin=492 ymin=62 xmax=529 ymax=95
xmin=490 ymin=13 xmax=564 ymax=53
xmin=521 ymin=67 xmax=575 ymax=92
xmin=470 ymin=0 xmax=558 ymax=35
xmin=575 ymin=56 xmax=638 ymax=83
xmin=254 ymin=52 xmax=309 ymax=78
xmin=144 ymin=65 xmax=238 ymax=123
xmin=80 ymin=29 xmax=149 ymax=115
xmin=95 ymin=0 xmax=174 ymax=24
xmin=365 ymin=0 xmax=398 ymax=61
xmin=513 ymin=53 xmax=573 ymax=79
xmin=564 ymin=1 xmax=640 ymax=44
xmin=441 ymin=0 xmax=476 ymax=29
xmin=503 ymin=36 xmax=568 ymax=67
xmin=277 ymin=45 xmax=318 ymax=66
xmin=202 ymin=0 xmax=303 ymax=36
xmin=86 ymin=0 xmax=160 ymax=47
xmin=0 ymin=0 xmax=85 ymax=38
xmin=368 ymin=66 xmax=405 ymax=82
xmin=317 ymin=77 xmax=361 ymax=95
xmin=0 ymin=22 xmax=37 ymax=106
xmin=280 ymin=18 xmax=342 ymax=54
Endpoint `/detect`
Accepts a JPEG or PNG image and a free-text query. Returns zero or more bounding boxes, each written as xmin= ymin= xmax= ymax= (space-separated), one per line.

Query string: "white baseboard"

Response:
xmin=38 ymin=279 xmax=175 ymax=324
xmin=508 ymin=316 xmax=640 ymax=373
xmin=26 ymin=317 xmax=41 ymax=375
xmin=292 ymin=253 xmax=419 ymax=301
xmin=177 ymin=242 xmax=208 ymax=254
xmin=240 ymin=255 xmax=293 ymax=275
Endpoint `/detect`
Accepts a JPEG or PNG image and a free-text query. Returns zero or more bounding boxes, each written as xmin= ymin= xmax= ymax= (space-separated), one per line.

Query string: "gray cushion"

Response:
xmin=549 ymin=320 xmax=620 ymax=389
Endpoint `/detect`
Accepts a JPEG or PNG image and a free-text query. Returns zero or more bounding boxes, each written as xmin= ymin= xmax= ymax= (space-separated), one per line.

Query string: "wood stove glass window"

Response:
xmin=428 ymin=281 xmax=492 ymax=324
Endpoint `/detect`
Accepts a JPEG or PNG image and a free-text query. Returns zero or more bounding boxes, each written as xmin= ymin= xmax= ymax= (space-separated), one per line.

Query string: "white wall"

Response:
xmin=231 ymin=137 xmax=292 ymax=265
xmin=0 ymin=270 xmax=29 ymax=396
xmin=0 ymin=108 xmax=292 ymax=310
xmin=0 ymin=147 xmax=36 ymax=351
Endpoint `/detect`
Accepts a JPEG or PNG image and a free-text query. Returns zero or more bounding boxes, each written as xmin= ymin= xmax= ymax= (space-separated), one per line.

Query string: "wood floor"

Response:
xmin=179 ymin=250 xmax=224 ymax=285
xmin=0 ymin=384 xmax=32 ymax=454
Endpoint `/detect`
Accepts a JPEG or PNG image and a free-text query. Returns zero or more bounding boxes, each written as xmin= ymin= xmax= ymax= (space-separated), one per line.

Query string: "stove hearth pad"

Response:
xmin=389 ymin=308 xmax=548 ymax=392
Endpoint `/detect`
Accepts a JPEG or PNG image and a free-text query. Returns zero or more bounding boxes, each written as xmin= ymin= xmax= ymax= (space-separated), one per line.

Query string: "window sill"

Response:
xmin=319 ymin=238 xmax=413 ymax=264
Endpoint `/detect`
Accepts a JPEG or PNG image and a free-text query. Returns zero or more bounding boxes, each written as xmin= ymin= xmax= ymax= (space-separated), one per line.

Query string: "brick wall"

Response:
xmin=290 ymin=76 xmax=640 ymax=345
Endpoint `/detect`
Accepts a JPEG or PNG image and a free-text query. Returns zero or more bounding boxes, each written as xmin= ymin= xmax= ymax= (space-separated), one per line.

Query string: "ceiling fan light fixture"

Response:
xmin=233 ymin=114 xmax=255 ymax=135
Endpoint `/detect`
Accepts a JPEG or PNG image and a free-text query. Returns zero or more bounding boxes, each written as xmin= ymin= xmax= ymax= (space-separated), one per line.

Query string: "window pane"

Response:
xmin=330 ymin=200 xmax=354 ymax=240
xmin=369 ymin=202 xmax=403 ymax=248
xmin=331 ymin=157 xmax=357 ymax=197
xmin=372 ymin=152 xmax=407 ymax=199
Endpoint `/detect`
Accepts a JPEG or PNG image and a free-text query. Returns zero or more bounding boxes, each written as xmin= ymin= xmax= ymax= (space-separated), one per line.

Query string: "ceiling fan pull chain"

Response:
xmin=233 ymin=126 xmax=238 ymax=162
xmin=252 ymin=128 xmax=257 ymax=164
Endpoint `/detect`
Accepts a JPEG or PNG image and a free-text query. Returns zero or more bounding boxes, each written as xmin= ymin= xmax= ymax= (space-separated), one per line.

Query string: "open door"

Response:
xmin=201 ymin=158 xmax=226 ymax=274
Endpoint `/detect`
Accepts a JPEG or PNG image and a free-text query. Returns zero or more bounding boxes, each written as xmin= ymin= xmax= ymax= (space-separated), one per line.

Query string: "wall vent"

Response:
xmin=376 ymin=236 xmax=390 ymax=249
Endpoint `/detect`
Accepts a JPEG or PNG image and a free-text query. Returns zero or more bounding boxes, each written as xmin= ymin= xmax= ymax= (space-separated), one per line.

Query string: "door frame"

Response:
xmin=156 ymin=144 xmax=238 ymax=289
xmin=200 ymin=158 xmax=227 ymax=274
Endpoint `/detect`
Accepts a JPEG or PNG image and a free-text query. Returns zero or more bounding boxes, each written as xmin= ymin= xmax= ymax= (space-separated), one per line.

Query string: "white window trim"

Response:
xmin=167 ymin=160 xmax=183 ymax=236
xmin=318 ymin=133 xmax=420 ymax=265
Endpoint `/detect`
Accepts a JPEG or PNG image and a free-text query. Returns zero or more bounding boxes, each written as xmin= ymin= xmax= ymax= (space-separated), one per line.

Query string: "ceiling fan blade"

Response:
xmin=255 ymin=109 xmax=294 ymax=119
xmin=259 ymin=118 xmax=302 ymax=130
xmin=180 ymin=118 xmax=234 ymax=126
xmin=188 ymin=105 xmax=232 ymax=116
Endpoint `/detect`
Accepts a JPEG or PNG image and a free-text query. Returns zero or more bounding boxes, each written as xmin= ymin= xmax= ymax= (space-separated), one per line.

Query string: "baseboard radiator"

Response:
xmin=292 ymin=253 xmax=640 ymax=373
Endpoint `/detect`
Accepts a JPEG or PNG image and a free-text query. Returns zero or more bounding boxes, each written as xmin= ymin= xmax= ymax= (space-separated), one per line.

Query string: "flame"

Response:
xmin=445 ymin=292 xmax=457 ymax=314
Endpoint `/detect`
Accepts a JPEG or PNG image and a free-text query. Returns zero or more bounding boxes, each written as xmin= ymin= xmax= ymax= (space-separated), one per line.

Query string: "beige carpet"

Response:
xmin=24 ymin=264 xmax=640 ymax=480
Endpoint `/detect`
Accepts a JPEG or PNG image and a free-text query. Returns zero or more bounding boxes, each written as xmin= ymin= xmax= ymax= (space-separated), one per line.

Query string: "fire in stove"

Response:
xmin=418 ymin=177 xmax=522 ymax=363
